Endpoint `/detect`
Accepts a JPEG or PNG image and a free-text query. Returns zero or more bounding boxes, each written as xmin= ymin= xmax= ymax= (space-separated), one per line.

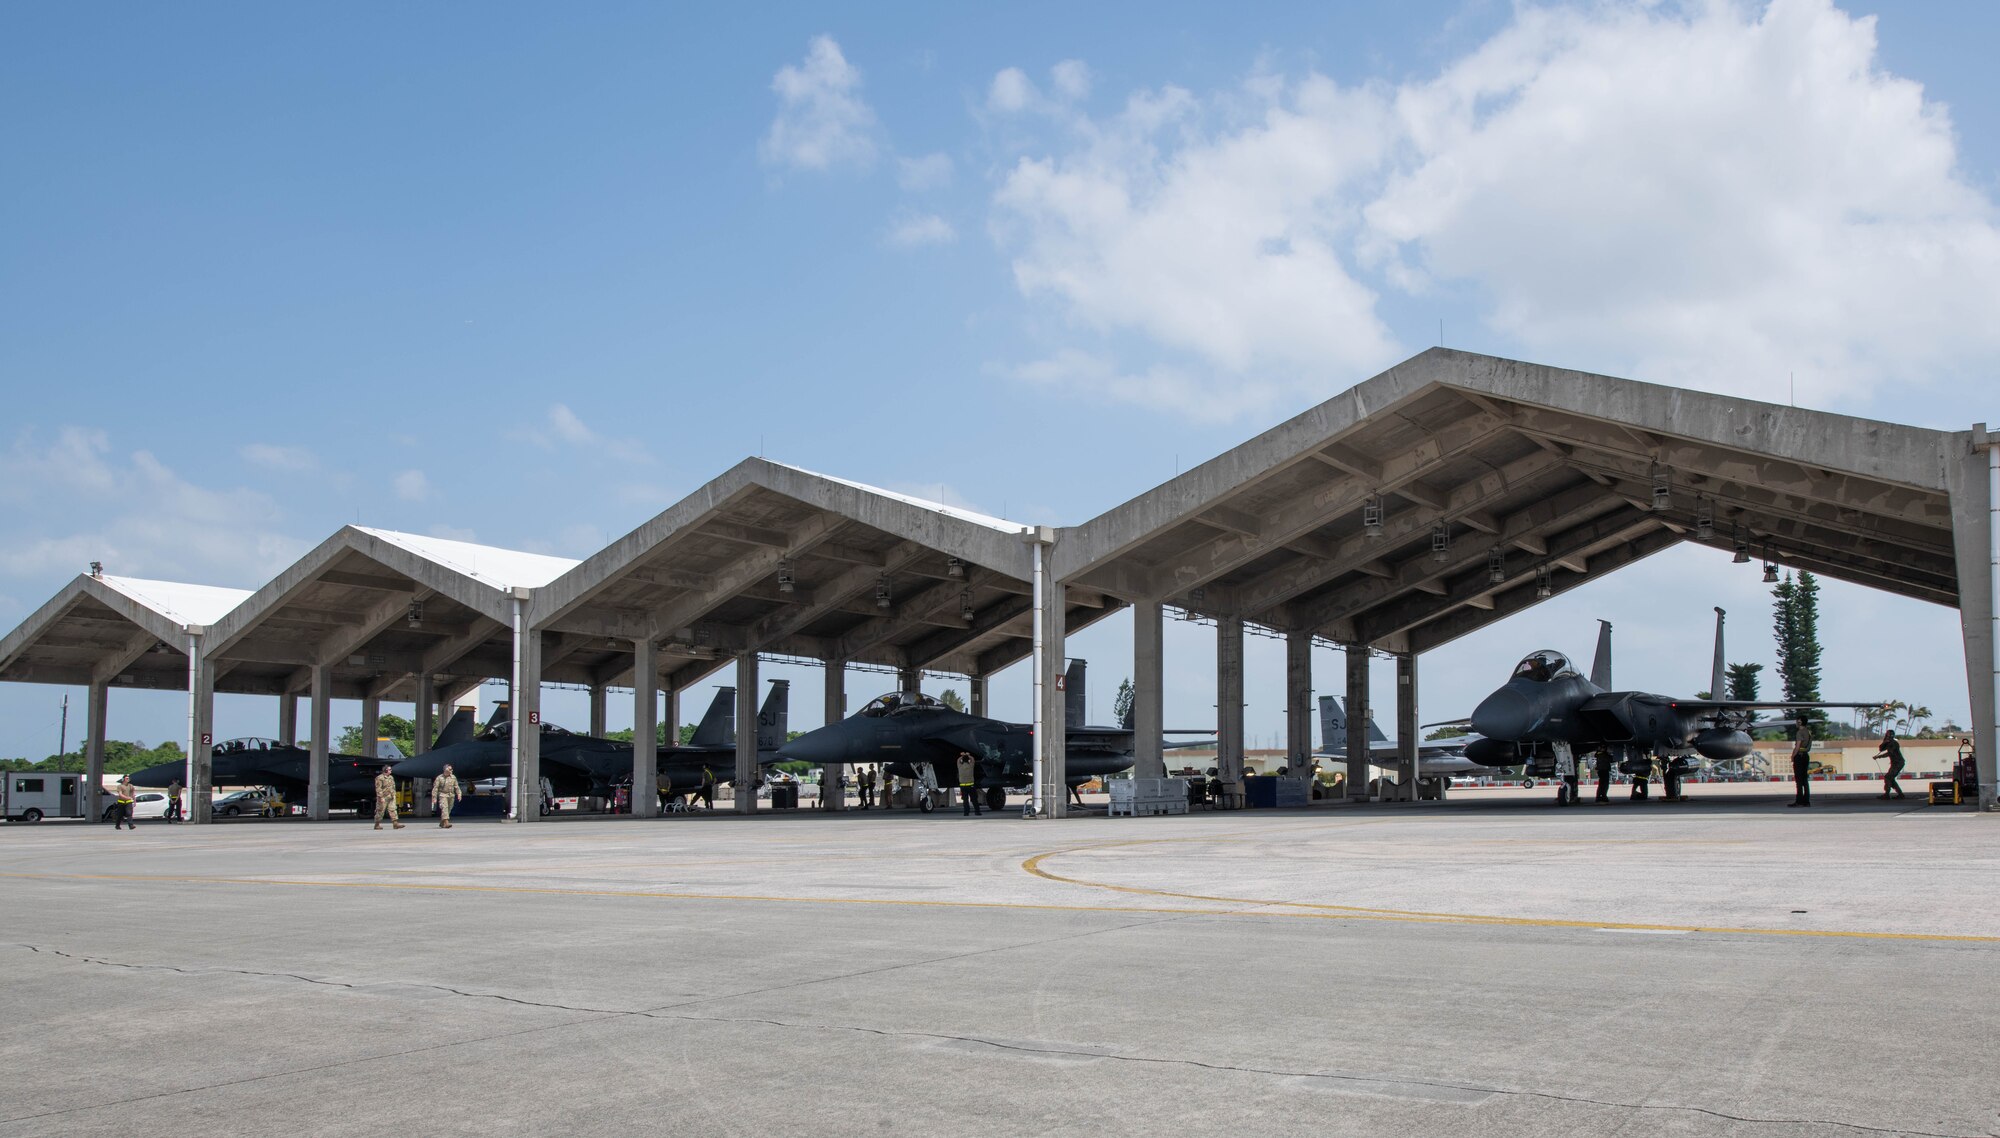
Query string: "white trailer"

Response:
xmin=2 ymin=772 xmax=91 ymax=822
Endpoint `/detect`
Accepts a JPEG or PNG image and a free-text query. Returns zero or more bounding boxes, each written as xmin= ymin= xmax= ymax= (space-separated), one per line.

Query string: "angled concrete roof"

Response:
xmin=200 ymin=527 xmax=581 ymax=701
xmin=1058 ymin=348 xmax=1967 ymax=654
xmin=0 ymin=575 xmax=253 ymax=690
xmin=532 ymin=457 xmax=1118 ymax=691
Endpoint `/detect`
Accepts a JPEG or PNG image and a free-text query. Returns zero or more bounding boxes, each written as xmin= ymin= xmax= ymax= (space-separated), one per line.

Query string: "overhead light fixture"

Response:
xmin=1650 ymin=461 xmax=1671 ymax=511
xmin=1535 ymin=564 xmax=1554 ymax=599
xmin=1694 ymin=495 xmax=1715 ymax=541
xmin=960 ymin=590 xmax=975 ymax=624
xmin=1486 ymin=547 xmax=1505 ymax=585
xmin=1731 ymin=524 xmax=1751 ymax=564
xmin=947 ymin=557 xmax=966 ymax=579
xmin=89 ymin=561 xmax=103 ymax=579
xmin=406 ymin=599 xmax=424 ymax=628
xmin=1361 ymin=495 xmax=1384 ymax=539
xmin=874 ymin=576 xmax=892 ymax=609
xmin=776 ymin=559 xmax=794 ymax=595
xmin=1762 ymin=544 xmax=1780 ymax=584
xmin=1431 ymin=522 xmax=1451 ymax=563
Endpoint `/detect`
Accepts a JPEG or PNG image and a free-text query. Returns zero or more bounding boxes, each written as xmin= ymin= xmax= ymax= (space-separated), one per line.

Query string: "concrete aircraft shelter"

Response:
xmin=1036 ymin=349 xmax=1995 ymax=815
xmin=2 ymin=349 xmax=1993 ymax=819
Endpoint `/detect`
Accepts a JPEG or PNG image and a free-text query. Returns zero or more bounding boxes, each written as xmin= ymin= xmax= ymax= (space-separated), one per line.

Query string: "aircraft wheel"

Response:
xmin=985 ymin=787 xmax=1007 ymax=812
xmin=1519 ymin=778 xmax=1536 ymax=790
xmin=918 ymin=795 xmax=933 ymax=814
xmin=22 ymin=808 xmax=42 ymax=823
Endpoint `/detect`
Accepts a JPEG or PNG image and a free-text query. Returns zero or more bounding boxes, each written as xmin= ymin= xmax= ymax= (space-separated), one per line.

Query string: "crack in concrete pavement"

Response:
xmin=9 ymin=940 xmax=1984 ymax=1138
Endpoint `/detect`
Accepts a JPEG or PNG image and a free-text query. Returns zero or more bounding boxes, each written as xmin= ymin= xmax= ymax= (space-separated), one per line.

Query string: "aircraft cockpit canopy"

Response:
xmin=858 ymin=691 xmax=946 ymax=718
xmin=1510 ymin=650 xmax=1575 ymax=683
xmin=217 ymin=736 xmax=281 ymax=752
xmin=475 ymin=720 xmax=574 ymax=742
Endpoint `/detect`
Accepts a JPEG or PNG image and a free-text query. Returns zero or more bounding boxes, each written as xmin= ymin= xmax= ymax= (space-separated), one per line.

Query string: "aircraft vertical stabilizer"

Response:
xmin=756 ymin=680 xmax=790 ymax=750
xmin=1319 ymin=696 xmax=1347 ymax=755
xmin=1710 ymin=607 xmax=1728 ymax=699
xmin=431 ymin=707 xmax=477 ymax=749
xmin=1064 ymin=659 xmax=1087 ymax=729
xmin=688 ymin=687 xmax=736 ymax=748
xmin=1590 ymin=620 xmax=1613 ymax=689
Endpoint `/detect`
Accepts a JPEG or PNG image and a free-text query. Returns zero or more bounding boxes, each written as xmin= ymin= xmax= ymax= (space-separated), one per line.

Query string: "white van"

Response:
xmin=2 ymin=772 xmax=91 ymax=822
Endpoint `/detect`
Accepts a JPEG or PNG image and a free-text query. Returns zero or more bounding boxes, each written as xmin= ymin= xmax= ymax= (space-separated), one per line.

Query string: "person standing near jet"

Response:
xmin=112 ymin=775 xmax=137 ymax=830
xmin=374 ymin=766 xmax=404 ymax=830
xmin=859 ymin=765 xmax=875 ymax=810
xmin=956 ymin=752 xmax=982 ymax=816
xmin=699 ymin=764 xmax=715 ymax=810
xmin=1874 ymin=729 xmax=1906 ymax=800
xmin=166 ymin=778 xmax=183 ymax=823
xmin=433 ymin=764 xmax=460 ymax=828
xmin=1594 ymin=750 xmax=1614 ymax=803
xmin=1789 ymin=717 xmax=1814 ymax=808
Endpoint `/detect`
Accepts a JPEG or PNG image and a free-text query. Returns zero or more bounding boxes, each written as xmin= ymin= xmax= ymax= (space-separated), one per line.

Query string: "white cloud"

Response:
xmin=1051 ymin=59 xmax=1091 ymax=101
xmin=887 ymin=212 xmax=957 ymax=248
xmin=548 ymin=403 xmax=594 ymax=445
xmin=0 ymin=427 xmax=306 ymax=586
xmin=1360 ymin=0 xmax=2000 ymax=403
xmin=240 ymin=443 xmax=317 ymax=472
xmin=762 ymin=35 xmax=879 ymax=171
xmin=898 ymin=152 xmax=954 ymax=191
xmin=393 ymin=469 xmax=431 ymax=501
xmin=529 ymin=403 xmax=653 ymax=465
xmin=984 ymin=0 xmax=2000 ymax=417
xmin=988 ymin=67 xmax=1036 ymax=113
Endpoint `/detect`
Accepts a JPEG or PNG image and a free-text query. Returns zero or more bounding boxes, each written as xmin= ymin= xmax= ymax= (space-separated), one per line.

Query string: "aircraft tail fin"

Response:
xmin=432 ymin=707 xmax=476 ymax=749
xmin=1589 ymin=620 xmax=1613 ymax=689
xmin=1319 ymin=696 xmax=1346 ymax=755
xmin=1064 ymin=659 xmax=1086 ymax=729
xmin=1710 ymin=607 xmax=1727 ymax=699
xmin=756 ymin=680 xmax=789 ymax=750
xmin=688 ymin=687 xmax=735 ymax=748
xmin=1367 ymin=711 xmax=1389 ymax=746
xmin=485 ymin=702 xmax=510 ymax=731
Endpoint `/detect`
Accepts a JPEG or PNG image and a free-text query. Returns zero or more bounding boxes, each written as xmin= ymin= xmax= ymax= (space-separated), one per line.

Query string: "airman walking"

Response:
xmin=433 ymin=764 xmax=461 ymax=828
xmin=374 ymin=766 xmax=403 ymax=830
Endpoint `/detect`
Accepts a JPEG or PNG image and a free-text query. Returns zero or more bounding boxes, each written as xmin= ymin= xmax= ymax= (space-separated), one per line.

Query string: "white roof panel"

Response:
xmin=773 ymin=462 xmax=1028 ymax=534
xmin=98 ymin=576 xmax=251 ymax=627
xmin=355 ymin=527 xmax=579 ymax=590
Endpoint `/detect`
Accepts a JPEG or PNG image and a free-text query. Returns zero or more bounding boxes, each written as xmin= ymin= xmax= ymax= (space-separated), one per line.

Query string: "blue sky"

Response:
xmin=2 ymin=1 xmax=1995 ymax=756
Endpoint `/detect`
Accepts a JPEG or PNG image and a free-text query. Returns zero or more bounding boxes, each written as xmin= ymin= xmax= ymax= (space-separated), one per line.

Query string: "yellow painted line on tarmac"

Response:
xmin=1017 ymin=842 xmax=2000 ymax=944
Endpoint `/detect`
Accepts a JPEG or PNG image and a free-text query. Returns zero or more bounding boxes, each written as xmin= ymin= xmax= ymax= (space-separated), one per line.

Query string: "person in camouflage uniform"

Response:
xmin=374 ymin=766 xmax=403 ymax=830
xmin=433 ymin=764 xmax=461 ymax=828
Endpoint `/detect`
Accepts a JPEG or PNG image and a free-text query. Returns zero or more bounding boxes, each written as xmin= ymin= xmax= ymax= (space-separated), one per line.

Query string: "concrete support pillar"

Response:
xmin=1947 ymin=425 xmax=1997 ymax=809
xmin=308 ymin=663 xmax=332 ymax=820
xmin=509 ymin=598 xmax=542 ymax=822
xmin=278 ymin=693 xmax=298 ymax=748
xmin=734 ymin=653 xmax=759 ymax=814
xmin=84 ymin=681 xmax=107 ymax=822
xmin=1033 ymin=577 xmax=1068 ymax=818
xmin=360 ymin=696 xmax=379 ymax=759
xmin=1131 ymin=600 xmax=1165 ymax=779
xmin=1397 ymin=653 xmax=1421 ymax=799
xmin=968 ymin=674 xmax=988 ymax=719
xmin=663 ymin=686 xmax=681 ymax=748
xmin=413 ymin=674 xmax=435 ymax=755
xmin=1285 ymin=629 xmax=1313 ymax=773
xmin=824 ymin=659 xmax=846 ymax=811
xmin=898 ymin=666 xmax=921 ymax=696
xmin=1344 ymin=647 xmax=1371 ymax=799
xmin=1216 ymin=616 xmax=1245 ymax=794
xmin=186 ymin=632 xmax=214 ymax=824
xmin=588 ymin=682 xmax=607 ymax=740
xmin=632 ymin=640 xmax=658 ymax=819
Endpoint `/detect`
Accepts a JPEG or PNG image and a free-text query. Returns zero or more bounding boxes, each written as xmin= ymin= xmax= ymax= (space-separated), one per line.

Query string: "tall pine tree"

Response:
xmin=1772 ymin=570 xmax=1827 ymax=737
xmin=1724 ymin=662 xmax=1763 ymax=701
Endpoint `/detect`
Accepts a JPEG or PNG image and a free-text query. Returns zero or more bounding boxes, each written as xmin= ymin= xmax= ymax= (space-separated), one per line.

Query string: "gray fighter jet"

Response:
xmin=392 ymin=681 xmax=790 ymax=805
xmin=1314 ymin=697 xmax=1500 ymax=792
xmin=1454 ymin=610 xmax=1879 ymax=781
xmin=777 ymin=662 xmax=1209 ymax=811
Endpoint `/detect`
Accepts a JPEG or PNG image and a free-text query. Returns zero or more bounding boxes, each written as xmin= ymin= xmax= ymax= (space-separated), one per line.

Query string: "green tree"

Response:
xmin=605 ymin=724 xmax=702 ymax=746
xmin=939 ymin=689 xmax=966 ymax=712
xmin=1112 ymin=677 xmax=1134 ymax=725
xmin=1724 ymin=662 xmax=1763 ymax=701
xmin=5 ymin=739 xmax=186 ymax=774
xmin=1425 ymin=725 xmax=1469 ymax=740
xmin=336 ymin=713 xmax=417 ymax=758
xmin=1772 ymin=570 xmax=1827 ymax=738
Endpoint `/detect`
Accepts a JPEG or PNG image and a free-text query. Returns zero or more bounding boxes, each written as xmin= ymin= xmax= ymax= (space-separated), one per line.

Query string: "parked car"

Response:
xmin=98 ymin=790 xmax=172 ymax=822
xmin=212 ymin=788 xmax=284 ymax=818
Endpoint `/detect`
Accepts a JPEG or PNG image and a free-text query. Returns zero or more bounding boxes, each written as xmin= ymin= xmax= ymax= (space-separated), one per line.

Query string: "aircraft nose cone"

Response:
xmin=1471 ymin=689 xmax=1537 ymax=740
xmin=777 ymin=725 xmax=848 ymax=767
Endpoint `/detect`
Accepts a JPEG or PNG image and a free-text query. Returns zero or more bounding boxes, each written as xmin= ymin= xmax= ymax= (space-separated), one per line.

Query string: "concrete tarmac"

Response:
xmin=2 ymin=786 xmax=1994 ymax=1137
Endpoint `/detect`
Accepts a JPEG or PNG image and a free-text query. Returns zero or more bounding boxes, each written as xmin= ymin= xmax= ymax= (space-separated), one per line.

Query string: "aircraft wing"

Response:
xmin=1671 ymin=700 xmax=1886 ymax=714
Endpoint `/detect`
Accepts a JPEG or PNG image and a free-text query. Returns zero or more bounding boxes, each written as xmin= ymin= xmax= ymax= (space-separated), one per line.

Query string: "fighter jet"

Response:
xmin=127 ymin=709 xmax=475 ymax=811
xmin=1452 ymin=610 xmax=1879 ymax=782
xmin=1314 ymin=697 xmax=1501 ymax=790
xmin=776 ymin=661 xmax=1210 ymax=812
xmin=391 ymin=681 xmax=791 ymax=804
